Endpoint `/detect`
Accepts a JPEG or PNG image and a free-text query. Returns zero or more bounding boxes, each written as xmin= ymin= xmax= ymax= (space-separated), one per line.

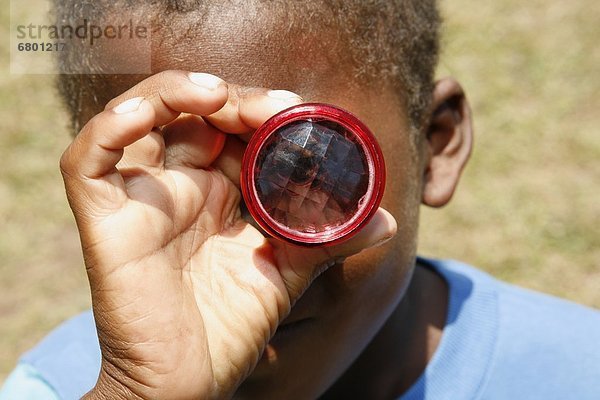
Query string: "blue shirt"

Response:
xmin=2 ymin=258 xmax=600 ymax=399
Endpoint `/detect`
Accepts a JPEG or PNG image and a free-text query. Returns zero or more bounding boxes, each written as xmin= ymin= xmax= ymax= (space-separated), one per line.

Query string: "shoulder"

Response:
xmin=1 ymin=311 xmax=101 ymax=400
xmin=426 ymin=258 xmax=600 ymax=399
xmin=439 ymin=259 xmax=600 ymax=356
xmin=491 ymin=272 xmax=600 ymax=398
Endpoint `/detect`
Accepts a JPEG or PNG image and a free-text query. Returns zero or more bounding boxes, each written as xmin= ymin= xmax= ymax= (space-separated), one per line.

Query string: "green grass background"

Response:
xmin=1 ymin=0 xmax=599 ymax=384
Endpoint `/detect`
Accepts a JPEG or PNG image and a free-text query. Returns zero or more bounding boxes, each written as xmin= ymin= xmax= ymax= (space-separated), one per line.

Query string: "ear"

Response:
xmin=421 ymin=78 xmax=473 ymax=207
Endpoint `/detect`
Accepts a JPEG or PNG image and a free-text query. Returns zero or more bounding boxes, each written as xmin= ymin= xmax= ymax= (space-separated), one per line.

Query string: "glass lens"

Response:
xmin=254 ymin=119 xmax=369 ymax=233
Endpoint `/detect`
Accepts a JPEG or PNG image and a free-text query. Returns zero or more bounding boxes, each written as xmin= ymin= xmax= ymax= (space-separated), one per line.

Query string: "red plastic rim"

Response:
xmin=240 ymin=103 xmax=386 ymax=246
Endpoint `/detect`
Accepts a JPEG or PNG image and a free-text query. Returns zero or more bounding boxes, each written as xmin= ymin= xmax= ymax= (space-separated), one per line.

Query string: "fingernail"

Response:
xmin=267 ymin=90 xmax=302 ymax=100
xmin=188 ymin=72 xmax=224 ymax=90
xmin=113 ymin=97 xmax=144 ymax=114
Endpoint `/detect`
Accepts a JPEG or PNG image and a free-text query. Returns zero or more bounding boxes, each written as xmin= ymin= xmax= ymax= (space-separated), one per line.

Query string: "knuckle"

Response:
xmin=104 ymin=70 xmax=184 ymax=111
xmin=156 ymin=69 xmax=181 ymax=80
xmin=83 ymin=114 xmax=100 ymax=132
xmin=158 ymin=72 xmax=189 ymax=103
xmin=104 ymin=97 xmax=117 ymax=111
xmin=59 ymin=145 xmax=74 ymax=175
xmin=156 ymin=69 xmax=186 ymax=90
xmin=78 ymin=114 xmax=104 ymax=141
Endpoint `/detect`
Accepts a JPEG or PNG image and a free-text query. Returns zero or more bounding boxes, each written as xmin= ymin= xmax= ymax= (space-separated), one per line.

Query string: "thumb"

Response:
xmin=270 ymin=208 xmax=397 ymax=302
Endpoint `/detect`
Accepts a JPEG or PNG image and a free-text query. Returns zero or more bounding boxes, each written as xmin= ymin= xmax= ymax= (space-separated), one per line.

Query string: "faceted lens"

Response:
xmin=255 ymin=119 xmax=369 ymax=233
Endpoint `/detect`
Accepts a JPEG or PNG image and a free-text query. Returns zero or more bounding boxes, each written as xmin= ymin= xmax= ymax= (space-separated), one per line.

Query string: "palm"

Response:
xmin=86 ymin=165 xmax=287 ymax=398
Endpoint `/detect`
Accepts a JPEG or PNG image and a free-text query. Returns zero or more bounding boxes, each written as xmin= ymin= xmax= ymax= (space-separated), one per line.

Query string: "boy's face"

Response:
xmin=92 ymin=7 xmax=442 ymax=398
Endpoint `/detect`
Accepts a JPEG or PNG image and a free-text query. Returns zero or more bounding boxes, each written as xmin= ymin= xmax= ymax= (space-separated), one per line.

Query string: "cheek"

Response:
xmin=340 ymin=91 xmax=422 ymax=229
xmin=379 ymin=132 xmax=421 ymax=218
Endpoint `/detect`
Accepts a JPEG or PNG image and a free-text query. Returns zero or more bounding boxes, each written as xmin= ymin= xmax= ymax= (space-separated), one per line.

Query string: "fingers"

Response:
xmin=108 ymin=71 xmax=229 ymax=171
xmin=212 ymin=136 xmax=245 ymax=186
xmin=204 ymin=86 xmax=303 ymax=134
xmin=117 ymin=129 xmax=165 ymax=172
xmin=61 ymin=71 xmax=231 ymax=214
xmin=105 ymin=71 xmax=229 ymax=127
xmin=325 ymin=208 xmax=398 ymax=260
xmin=60 ymin=69 xmax=303 ymax=222
xmin=271 ymin=208 xmax=398 ymax=301
xmin=60 ymin=97 xmax=156 ymax=215
xmin=238 ymin=90 xmax=304 ymax=129
xmin=160 ymin=86 xmax=302 ymax=172
xmin=163 ymin=114 xmax=226 ymax=169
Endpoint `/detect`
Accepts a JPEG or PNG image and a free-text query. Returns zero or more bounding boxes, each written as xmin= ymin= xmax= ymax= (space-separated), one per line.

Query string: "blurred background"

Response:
xmin=0 ymin=0 xmax=599 ymax=384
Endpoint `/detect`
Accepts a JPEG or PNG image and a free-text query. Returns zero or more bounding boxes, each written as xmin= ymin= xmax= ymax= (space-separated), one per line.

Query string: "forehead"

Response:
xmin=149 ymin=6 xmax=358 ymax=99
xmin=145 ymin=7 xmax=406 ymax=127
xmin=99 ymin=4 xmax=411 ymax=140
xmin=109 ymin=9 xmax=408 ymax=143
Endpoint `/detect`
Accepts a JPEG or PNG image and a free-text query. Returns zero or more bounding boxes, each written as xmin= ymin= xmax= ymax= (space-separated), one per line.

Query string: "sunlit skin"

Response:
xmin=62 ymin=8 xmax=473 ymax=400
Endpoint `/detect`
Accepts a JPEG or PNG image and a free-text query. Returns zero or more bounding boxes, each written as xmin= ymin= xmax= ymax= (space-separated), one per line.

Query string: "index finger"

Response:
xmin=60 ymin=71 xmax=231 ymax=218
xmin=105 ymin=70 xmax=229 ymax=127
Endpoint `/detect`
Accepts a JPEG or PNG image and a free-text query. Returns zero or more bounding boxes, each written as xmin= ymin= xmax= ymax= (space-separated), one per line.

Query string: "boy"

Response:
xmin=2 ymin=1 xmax=600 ymax=399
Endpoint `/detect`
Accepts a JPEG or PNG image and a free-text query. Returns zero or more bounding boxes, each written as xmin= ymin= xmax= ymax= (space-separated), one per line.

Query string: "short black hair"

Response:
xmin=54 ymin=0 xmax=440 ymax=133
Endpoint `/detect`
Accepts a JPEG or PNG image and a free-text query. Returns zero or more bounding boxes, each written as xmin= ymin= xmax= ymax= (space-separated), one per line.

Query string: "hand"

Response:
xmin=59 ymin=71 xmax=397 ymax=399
